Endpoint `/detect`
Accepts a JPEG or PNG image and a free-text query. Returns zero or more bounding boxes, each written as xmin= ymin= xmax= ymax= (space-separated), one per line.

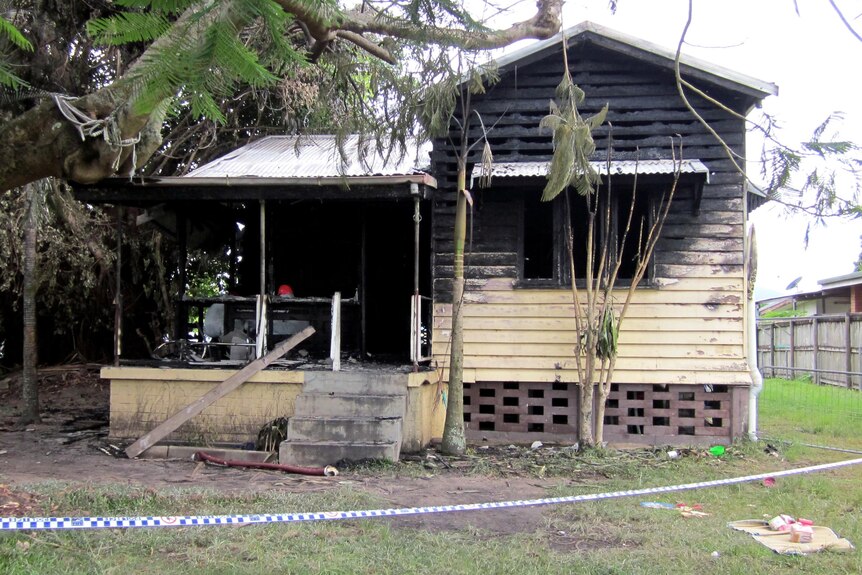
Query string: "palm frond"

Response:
xmin=87 ymin=12 xmax=173 ymax=46
xmin=0 ymin=64 xmax=29 ymax=90
xmin=114 ymin=0 xmax=198 ymax=14
xmin=0 ymin=16 xmax=33 ymax=51
xmin=541 ymin=72 xmax=606 ymax=202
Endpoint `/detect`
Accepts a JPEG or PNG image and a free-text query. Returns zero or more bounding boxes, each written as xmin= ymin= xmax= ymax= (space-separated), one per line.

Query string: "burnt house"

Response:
xmin=75 ymin=21 xmax=776 ymax=460
xmin=428 ymin=21 xmax=775 ymax=445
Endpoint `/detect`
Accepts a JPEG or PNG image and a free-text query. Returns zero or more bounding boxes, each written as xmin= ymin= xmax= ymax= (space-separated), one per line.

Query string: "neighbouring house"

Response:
xmin=75 ymin=21 xmax=776 ymax=460
xmin=820 ymin=271 xmax=862 ymax=313
xmin=756 ymin=271 xmax=862 ymax=388
xmin=758 ymin=271 xmax=862 ymax=317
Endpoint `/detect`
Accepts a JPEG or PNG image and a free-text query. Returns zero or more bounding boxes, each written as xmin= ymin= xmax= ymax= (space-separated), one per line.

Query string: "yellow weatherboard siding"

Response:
xmin=431 ymin=276 xmax=751 ymax=385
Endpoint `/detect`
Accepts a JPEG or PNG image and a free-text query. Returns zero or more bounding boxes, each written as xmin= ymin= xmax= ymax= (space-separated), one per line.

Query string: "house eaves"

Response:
xmin=488 ymin=21 xmax=777 ymax=101
xmin=818 ymin=270 xmax=862 ymax=290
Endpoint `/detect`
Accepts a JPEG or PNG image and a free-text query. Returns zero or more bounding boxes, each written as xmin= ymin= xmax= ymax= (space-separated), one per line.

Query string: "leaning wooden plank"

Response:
xmin=125 ymin=326 xmax=315 ymax=459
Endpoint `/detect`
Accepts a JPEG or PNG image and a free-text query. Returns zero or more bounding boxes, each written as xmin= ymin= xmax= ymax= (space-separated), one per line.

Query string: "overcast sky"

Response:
xmin=486 ymin=0 xmax=862 ymax=300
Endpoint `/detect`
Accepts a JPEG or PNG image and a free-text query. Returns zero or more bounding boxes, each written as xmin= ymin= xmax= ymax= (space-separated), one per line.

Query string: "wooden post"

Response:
xmin=789 ymin=317 xmax=796 ymax=380
xmin=114 ymin=207 xmax=123 ymax=366
xmin=812 ymin=317 xmax=819 ymax=385
xmin=255 ymin=295 xmax=267 ymax=358
xmin=770 ymin=322 xmax=776 ymax=378
xmin=412 ymin=194 xmax=421 ymax=372
xmin=124 ymin=326 xmax=315 ymax=459
xmin=229 ymin=212 xmax=237 ymax=291
xmin=175 ymin=211 xmax=187 ymax=341
xmin=259 ymin=200 xmax=266 ymax=296
xmin=858 ymin=319 xmax=862 ymax=391
xmin=330 ymin=292 xmax=341 ymax=371
xmin=360 ymin=209 xmax=367 ymax=357
xmin=846 ymin=313 xmax=853 ymax=388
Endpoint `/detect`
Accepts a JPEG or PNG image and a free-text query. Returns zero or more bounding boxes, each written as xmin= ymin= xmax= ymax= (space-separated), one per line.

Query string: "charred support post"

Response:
xmin=175 ymin=211 xmax=187 ymax=341
xmin=360 ymin=209 xmax=367 ymax=356
xmin=114 ymin=207 xmax=123 ymax=365
xmin=229 ymin=208 xmax=237 ymax=291
xmin=259 ymin=200 xmax=266 ymax=296
xmin=412 ymin=186 xmax=421 ymax=372
xmin=256 ymin=200 xmax=267 ymax=357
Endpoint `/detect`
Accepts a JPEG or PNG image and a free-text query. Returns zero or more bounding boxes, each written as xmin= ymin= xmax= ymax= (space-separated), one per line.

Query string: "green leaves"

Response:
xmin=595 ymin=305 xmax=618 ymax=361
xmin=88 ymin=0 xmax=309 ymax=123
xmin=87 ymin=12 xmax=173 ymax=45
xmin=0 ymin=16 xmax=33 ymax=51
xmin=0 ymin=16 xmax=33 ymax=90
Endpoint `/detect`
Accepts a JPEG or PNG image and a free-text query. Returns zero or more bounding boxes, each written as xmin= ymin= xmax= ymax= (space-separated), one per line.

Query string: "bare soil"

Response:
xmin=0 ymin=367 xmax=567 ymax=538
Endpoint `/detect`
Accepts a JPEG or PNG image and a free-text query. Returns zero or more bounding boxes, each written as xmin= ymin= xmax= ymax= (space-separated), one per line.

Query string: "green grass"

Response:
xmin=2 ymin=379 xmax=862 ymax=574
xmin=759 ymin=377 xmax=862 ymax=449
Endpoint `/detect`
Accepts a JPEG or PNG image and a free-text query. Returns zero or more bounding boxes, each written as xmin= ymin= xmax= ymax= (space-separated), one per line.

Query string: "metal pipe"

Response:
xmin=746 ymin=225 xmax=763 ymax=441
xmin=193 ymin=451 xmax=338 ymax=476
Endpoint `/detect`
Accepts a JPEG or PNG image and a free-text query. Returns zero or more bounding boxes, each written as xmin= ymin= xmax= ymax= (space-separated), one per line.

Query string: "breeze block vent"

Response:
xmin=463 ymin=381 xmax=747 ymax=445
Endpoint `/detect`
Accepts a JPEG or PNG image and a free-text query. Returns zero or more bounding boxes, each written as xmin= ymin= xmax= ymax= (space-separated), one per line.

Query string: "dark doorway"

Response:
xmin=243 ymin=198 xmax=431 ymax=361
xmin=364 ymin=200 xmax=431 ymax=359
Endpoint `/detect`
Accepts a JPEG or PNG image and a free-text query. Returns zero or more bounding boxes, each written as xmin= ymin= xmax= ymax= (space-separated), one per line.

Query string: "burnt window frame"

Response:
xmin=518 ymin=178 xmax=667 ymax=288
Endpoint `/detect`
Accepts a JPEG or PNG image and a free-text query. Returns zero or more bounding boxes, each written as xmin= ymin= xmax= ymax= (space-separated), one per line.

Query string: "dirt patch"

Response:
xmin=0 ymin=484 xmax=44 ymax=517
xmin=0 ymin=368 xmax=587 ymax=542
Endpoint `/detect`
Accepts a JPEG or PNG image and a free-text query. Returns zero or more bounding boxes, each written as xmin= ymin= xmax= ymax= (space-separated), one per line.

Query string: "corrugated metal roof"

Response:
xmin=490 ymin=21 xmax=777 ymax=98
xmin=186 ymin=135 xmax=430 ymax=179
xmin=819 ymin=270 xmax=862 ymax=288
xmin=470 ymin=159 xmax=710 ymax=184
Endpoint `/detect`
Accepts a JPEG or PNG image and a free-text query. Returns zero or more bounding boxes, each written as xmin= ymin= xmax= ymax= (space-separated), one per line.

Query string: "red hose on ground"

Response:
xmin=193 ymin=451 xmax=338 ymax=476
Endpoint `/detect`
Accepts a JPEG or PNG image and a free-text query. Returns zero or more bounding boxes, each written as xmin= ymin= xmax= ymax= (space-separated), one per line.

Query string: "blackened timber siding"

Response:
xmin=430 ymin=40 xmax=758 ymax=444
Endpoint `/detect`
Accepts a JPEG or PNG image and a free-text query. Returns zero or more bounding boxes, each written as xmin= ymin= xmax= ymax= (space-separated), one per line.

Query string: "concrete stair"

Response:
xmin=279 ymin=372 xmax=408 ymax=467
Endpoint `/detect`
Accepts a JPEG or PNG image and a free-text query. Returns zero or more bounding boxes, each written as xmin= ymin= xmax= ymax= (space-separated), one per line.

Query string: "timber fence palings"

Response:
xmin=757 ymin=314 xmax=862 ymax=389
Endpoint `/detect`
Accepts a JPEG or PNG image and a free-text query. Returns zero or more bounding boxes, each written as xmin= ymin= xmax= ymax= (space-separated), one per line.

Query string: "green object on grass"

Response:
xmin=709 ymin=445 xmax=726 ymax=456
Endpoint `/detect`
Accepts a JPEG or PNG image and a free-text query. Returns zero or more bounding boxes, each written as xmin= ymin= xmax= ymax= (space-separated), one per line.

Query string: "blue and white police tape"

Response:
xmin=3 ymin=456 xmax=861 ymax=532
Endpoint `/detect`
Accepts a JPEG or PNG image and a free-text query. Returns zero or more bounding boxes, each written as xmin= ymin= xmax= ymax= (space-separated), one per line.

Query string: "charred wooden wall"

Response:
xmin=431 ymin=43 xmax=752 ymax=302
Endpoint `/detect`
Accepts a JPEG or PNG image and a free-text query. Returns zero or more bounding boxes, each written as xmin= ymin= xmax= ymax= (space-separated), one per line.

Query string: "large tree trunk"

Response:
xmin=579 ymin=350 xmax=595 ymax=447
xmin=440 ymin=162 xmax=468 ymax=455
xmin=0 ymin=93 xmax=164 ymax=191
xmin=19 ymin=181 xmax=42 ymax=425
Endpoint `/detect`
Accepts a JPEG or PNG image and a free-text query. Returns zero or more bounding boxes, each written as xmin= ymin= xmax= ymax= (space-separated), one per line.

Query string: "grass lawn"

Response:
xmin=2 ymin=378 xmax=861 ymax=574
xmin=759 ymin=377 xmax=862 ymax=450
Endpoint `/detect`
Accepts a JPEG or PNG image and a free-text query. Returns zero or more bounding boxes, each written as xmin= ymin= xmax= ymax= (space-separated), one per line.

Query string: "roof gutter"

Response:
xmin=176 ymin=173 xmax=437 ymax=189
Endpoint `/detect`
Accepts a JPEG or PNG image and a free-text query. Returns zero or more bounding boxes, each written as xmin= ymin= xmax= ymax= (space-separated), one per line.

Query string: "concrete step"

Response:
xmin=302 ymin=372 xmax=408 ymax=396
xmin=294 ymin=393 xmax=406 ymax=418
xmin=288 ymin=415 xmax=402 ymax=443
xmin=279 ymin=440 xmax=399 ymax=467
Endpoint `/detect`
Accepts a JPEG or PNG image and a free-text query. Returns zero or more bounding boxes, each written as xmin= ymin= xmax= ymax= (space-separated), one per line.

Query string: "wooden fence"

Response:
xmin=757 ymin=314 xmax=862 ymax=389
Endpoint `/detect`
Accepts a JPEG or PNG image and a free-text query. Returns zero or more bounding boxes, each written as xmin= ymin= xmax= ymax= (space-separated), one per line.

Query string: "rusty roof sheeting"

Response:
xmin=470 ymin=159 xmax=710 ymax=185
xmin=187 ymin=135 xmax=430 ymax=179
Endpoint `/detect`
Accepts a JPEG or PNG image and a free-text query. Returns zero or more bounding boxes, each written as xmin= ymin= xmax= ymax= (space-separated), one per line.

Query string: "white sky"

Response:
xmin=485 ymin=0 xmax=862 ymax=300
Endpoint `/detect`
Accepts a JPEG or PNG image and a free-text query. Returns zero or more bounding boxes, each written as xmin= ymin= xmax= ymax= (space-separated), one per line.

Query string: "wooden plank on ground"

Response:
xmin=124 ymin=326 xmax=315 ymax=458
